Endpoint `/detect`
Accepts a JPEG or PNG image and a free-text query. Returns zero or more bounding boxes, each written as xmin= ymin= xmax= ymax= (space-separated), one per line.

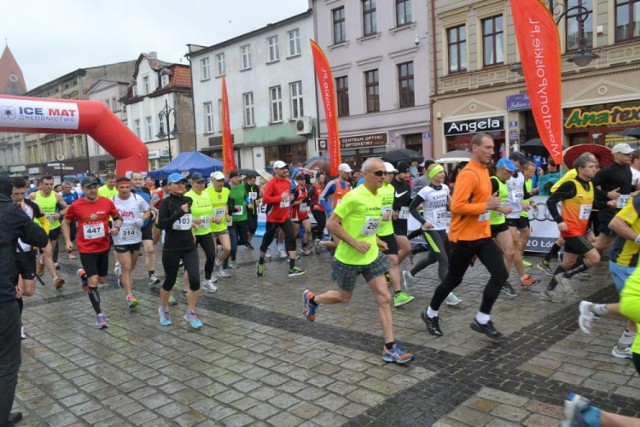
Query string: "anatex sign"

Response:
xmin=444 ymin=116 xmax=504 ymax=136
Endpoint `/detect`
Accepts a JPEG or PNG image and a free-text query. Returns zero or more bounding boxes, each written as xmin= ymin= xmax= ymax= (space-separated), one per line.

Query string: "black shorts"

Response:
xmin=392 ymin=219 xmax=408 ymax=236
xmin=598 ymin=209 xmax=616 ymax=236
xmin=491 ymin=222 xmax=509 ymax=238
xmin=15 ymin=250 xmax=36 ymax=281
xmin=79 ymin=250 xmax=110 ymax=278
xmin=379 ymin=233 xmax=398 ymax=255
xmin=113 ymin=243 xmax=142 ymax=253
xmin=141 ymin=223 xmax=153 ymax=241
xmin=48 ymin=227 xmax=61 ymax=241
xmin=564 ymin=235 xmax=594 ymax=255
xmin=508 ymin=217 xmax=530 ymax=229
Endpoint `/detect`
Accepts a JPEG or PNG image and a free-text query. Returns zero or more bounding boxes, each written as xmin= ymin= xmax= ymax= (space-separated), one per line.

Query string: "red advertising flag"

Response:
xmin=510 ymin=0 xmax=563 ymax=165
xmin=310 ymin=39 xmax=341 ymax=176
xmin=221 ymin=75 xmax=236 ymax=173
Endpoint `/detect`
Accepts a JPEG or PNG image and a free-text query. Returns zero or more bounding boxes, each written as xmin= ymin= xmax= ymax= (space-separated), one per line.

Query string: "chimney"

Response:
xmin=148 ymin=51 xmax=158 ymax=59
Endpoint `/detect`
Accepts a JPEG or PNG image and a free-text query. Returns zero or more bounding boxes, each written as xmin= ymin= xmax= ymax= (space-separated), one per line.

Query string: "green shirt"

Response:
xmin=98 ymin=185 xmax=117 ymax=199
xmin=620 ymin=265 xmax=640 ymax=354
xmin=333 ymin=184 xmax=383 ymax=265
xmin=34 ymin=191 xmax=61 ymax=230
xmin=207 ymin=186 xmax=230 ymax=233
xmin=490 ymin=176 xmax=507 ymax=226
xmin=229 ymin=184 xmax=248 ymax=222
xmin=377 ymin=182 xmax=395 ymax=237
xmin=185 ymin=189 xmax=214 ymax=236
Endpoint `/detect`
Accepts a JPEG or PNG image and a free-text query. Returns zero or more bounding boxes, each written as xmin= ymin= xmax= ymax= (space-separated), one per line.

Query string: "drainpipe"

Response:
xmin=429 ymin=0 xmax=438 ymax=160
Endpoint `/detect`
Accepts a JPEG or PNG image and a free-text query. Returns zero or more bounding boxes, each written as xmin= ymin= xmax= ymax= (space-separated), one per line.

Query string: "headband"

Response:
xmin=428 ymin=164 xmax=444 ymax=180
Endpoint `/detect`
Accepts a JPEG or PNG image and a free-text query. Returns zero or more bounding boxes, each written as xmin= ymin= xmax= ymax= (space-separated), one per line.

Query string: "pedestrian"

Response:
xmin=59 ymin=181 xmax=79 ymax=259
xmin=157 ymin=173 xmax=203 ymax=329
xmin=302 ymin=158 xmax=413 ymax=364
xmin=62 ymin=177 xmax=122 ymax=329
xmin=420 ymin=131 xmax=508 ymax=340
xmin=0 ymin=174 xmax=48 ymax=427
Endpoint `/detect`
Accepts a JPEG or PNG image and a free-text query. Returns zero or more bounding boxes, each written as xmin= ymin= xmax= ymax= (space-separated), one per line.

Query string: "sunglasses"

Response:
xmin=368 ymin=170 xmax=386 ymax=176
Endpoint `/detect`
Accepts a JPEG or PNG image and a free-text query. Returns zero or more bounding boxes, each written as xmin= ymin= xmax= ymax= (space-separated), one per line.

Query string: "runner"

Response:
xmin=318 ymin=163 xmax=352 ymax=252
xmin=227 ymin=170 xmax=250 ymax=269
xmin=390 ymin=162 xmax=413 ymax=264
xmin=111 ymin=176 xmax=150 ymax=308
xmin=518 ymin=162 xmax=538 ymax=269
xmin=311 ymin=171 xmax=327 ymax=253
xmin=207 ymin=171 xmax=232 ymax=278
xmin=291 ymin=172 xmax=314 ymax=255
xmin=244 ymin=174 xmax=260 ymax=249
xmin=420 ymin=132 xmax=508 ymax=340
xmin=131 ymin=171 xmax=160 ymax=285
xmin=257 ymin=161 xmax=306 ymax=277
xmin=59 ymin=181 xmax=79 ymax=259
xmin=302 ymin=157 xmax=413 ymax=364
xmin=61 ymin=177 xmax=122 ymax=329
xmin=157 ymin=173 xmax=203 ymax=329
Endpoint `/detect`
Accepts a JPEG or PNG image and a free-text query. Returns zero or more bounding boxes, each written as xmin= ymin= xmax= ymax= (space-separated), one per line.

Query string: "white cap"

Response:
xmin=211 ymin=171 xmax=225 ymax=181
xmin=612 ymin=143 xmax=634 ymax=154
xmin=338 ymin=163 xmax=353 ymax=173
xmin=384 ymin=162 xmax=397 ymax=173
xmin=273 ymin=160 xmax=287 ymax=169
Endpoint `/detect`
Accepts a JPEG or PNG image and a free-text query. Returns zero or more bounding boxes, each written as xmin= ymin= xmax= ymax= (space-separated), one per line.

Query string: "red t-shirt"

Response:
xmin=262 ymin=176 xmax=292 ymax=223
xmin=65 ymin=197 xmax=119 ymax=253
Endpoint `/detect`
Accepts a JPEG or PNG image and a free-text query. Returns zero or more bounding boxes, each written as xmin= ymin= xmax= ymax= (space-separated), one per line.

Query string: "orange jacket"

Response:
xmin=449 ymin=159 xmax=492 ymax=242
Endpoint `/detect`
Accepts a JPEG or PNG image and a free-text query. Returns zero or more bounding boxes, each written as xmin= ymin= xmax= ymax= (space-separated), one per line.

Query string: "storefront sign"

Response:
xmin=340 ymin=132 xmax=387 ymax=150
xmin=444 ymin=116 xmax=504 ymax=136
xmin=148 ymin=149 xmax=160 ymax=159
xmin=565 ymin=105 xmax=640 ymax=128
xmin=9 ymin=165 xmax=26 ymax=173
xmin=506 ymin=94 xmax=531 ymax=111
xmin=28 ymin=167 xmax=40 ymax=174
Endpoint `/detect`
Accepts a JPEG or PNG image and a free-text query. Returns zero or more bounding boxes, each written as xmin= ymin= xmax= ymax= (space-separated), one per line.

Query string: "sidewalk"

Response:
xmin=12 ymin=246 xmax=640 ymax=426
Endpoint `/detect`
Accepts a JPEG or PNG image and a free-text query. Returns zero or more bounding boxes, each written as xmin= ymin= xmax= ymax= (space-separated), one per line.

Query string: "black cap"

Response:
xmin=82 ymin=177 xmax=100 ymax=187
xmin=509 ymin=151 xmax=526 ymax=163
xmin=396 ymin=162 xmax=410 ymax=173
xmin=190 ymin=172 xmax=205 ymax=182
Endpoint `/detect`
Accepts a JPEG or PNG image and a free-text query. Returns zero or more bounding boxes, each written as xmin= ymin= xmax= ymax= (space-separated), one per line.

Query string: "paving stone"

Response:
xmin=266 ymin=412 xmax=304 ymax=427
xmin=81 ymin=408 xmax=118 ymax=424
xmin=268 ymin=393 xmax=301 ymax=409
xmin=156 ymin=401 xmax=189 ymax=418
xmin=44 ymin=410 xmax=82 ymax=426
xmin=245 ymin=402 xmax=280 ymax=420
xmin=140 ymin=393 xmax=173 ymax=410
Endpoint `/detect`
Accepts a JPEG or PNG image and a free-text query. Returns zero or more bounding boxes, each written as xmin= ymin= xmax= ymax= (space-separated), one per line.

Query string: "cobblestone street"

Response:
xmin=11 ymin=242 xmax=640 ymax=426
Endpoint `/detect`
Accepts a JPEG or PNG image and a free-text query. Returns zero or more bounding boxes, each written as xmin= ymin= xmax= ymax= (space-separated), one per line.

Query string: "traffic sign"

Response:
xmin=56 ymin=153 xmax=65 ymax=161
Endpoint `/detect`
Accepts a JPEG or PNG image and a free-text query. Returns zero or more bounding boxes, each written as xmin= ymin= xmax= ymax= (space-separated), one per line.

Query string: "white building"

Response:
xmin=187 ymin=9 xmax=317 ymax=169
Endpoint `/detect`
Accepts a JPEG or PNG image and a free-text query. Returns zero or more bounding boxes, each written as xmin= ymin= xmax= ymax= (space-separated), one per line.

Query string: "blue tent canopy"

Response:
xmin=147 ymin=152 xmax=223 ymax=180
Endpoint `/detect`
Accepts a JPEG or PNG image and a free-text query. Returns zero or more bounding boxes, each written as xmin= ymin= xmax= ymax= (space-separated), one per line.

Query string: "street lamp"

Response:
xmin=156 ymin=98 xmax=180 ymax=162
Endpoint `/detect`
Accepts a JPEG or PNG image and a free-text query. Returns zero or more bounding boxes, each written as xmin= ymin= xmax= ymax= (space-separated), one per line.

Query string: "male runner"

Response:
xmin=208 ymin=171 xmax=232 ymax=278
xmin=131 ymin=171 xmax=160 ymax=285
xmin=318 ymin=163 xmax=352 ymax=251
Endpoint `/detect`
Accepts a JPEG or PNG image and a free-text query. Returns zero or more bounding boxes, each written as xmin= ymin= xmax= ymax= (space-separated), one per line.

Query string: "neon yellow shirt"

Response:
xmin=185 ymin=189 xmax=214 ymax=236
xmin=551 ymin=169 xmax=577 ymax=193
xmin=333 ymin=184 xmax=383 ymax=265
xmin=207 ymin=186 xmax=230 ymax=233
xmin=376 ymin=182 xmax=395 ymax=237
xmin=620 ymin=265 xmax=640 ymax=354
xmin=490 ymin=176 xmax=507 ymax=226
xmin=521 ymin=178 xmax=533 ymax=218
xmin=98 ymin=185 xmax=118 ymax=199
xmin=34 ymin=191 xmax=61 ymax=230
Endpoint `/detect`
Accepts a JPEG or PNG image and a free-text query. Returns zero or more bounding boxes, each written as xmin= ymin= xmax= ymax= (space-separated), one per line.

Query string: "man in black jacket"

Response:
xmin=0 ymin=175 xmax=48 ymax=426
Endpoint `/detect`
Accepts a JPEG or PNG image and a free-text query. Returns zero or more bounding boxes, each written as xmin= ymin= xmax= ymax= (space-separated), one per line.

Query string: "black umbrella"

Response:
xmin=521 ymin=138 xmax=544 ymax=147
xmin=237 ymin=168 xmax=258 ymax=177
xmin=618 ymin=128 xmax=640 ymax=139
xmin=381 ymin=148 xmax=424 ymax=164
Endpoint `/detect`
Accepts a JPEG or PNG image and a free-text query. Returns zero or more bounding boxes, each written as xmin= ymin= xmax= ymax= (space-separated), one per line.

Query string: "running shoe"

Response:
xmin=500 ymin=282 xmax=517 ymax=297
xmin=444 ymin=293 xmax=462 ymax=306
xmin=77 ymin=269 xmax=89 ymax=292
xmin=202 ymin=279 xmax=218 ymax=293
xmin=127 ymin=294 xmax=139 ymax=309
xmin=36 ymin=257 xmax=44 ymax=276
xmin=470 ymin=319 xmax=504 ymax=340
xmin=289 ymin=266 xmax=306 ymax=277
xmin=256 ymin=263 xmax=264 ymax=278
xmin=302 ymin=289 xmax=317 ymax=321
xmin=69 ymin=252 xmax=76 ymax=259
xmin=159 ymin=306 xmax=172 ymax=326
xmin=20 ymin=326 xmax=26 ymax=340
xmin=555 ymin=273 xmax=574 ymax=294
xmin=578 ymin=300 xmax=597 ymax=334
xmin=55 ymin=262 xmax=60 ymax=271
xmin=393 ymin=291 xmax=414 ymax=307
xmin=421 ymin=311 xmax=443 ymax=337
xmin=218 ymin=269 xmax=231 ymax=278
xmin=95 ymin=313 xmax=109 ymax=329
xmin=54 ymin=276 xmax=65 ymax=289
xmin=314 ymin=239 xmax=324 ymax=254
xmin=536 ymin=260 xmax=553 ymax=276
xmin=382 ymin=345 xmax=414 ymax=364
xmin=402 ymin=271 xmax=414 ymax=290
xmin=227 ymin=260 xmax=239 ymax=269
xmin=611 ymin=345 xmax=632 ymax=359
xmin=301 ymin=246 xmax=312 ymax=256
xmin=148 ymin=274 xmax=160 ymax=286
xmin=168 ymin=293 xmax=177 ymax=306
xmin=520 ymin=275 xmax=539 ymax=288
xmin=114 ymin=262 xmax=122 ymax=278
xmin=278 ymin=248 xmax=287 ymax=258
xmin=542 ymin=288 xmax=565 ymax=303
xmin=245 ymin=243 xmax=254 ymax=250
xmin=184 ymin=310 xmax=203 ymax=329
xmin=560 ymin=392 xmax=594 ymax=427
xmin=265 ymin=250 xmax=272 ymax=259
xmin=522 ymin=259 xmax=532 ymax=267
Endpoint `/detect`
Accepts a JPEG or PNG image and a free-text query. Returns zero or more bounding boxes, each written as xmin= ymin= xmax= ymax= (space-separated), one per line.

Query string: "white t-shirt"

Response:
xmin=506 ymin=172 xmax=525 ymax=219
xmin=417 ymin=184 xmax=450 ymax=231
xmin=112 ymin=194 xmax=149 ymax=245
xmin=631 ymin=167 xmax=640 ymax=187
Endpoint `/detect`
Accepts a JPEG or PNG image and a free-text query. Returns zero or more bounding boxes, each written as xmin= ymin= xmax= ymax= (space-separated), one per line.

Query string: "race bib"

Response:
xmin=213 ymin=207 xmax=226 ymax=219
xmin=120 ymin=225 xmax=141 ymax=241
xmin=83 ymin=223 xmax=105 ymax=239
xmin=172 ymin=214 xmax=193 ymax=230
xmin=360 ymin=217 xmax=381 ymax=236
xmin=434 ymin=208 xmax=447 ymax=224
xmin=300 ymin=203 xmax=309 ymax=212
xmin=512 ymin=190 xmax=523 ymax=203
xmin=478 ymin=211 xmax=490 ymax=222
xmin=249 ymin=192 xmax=258 ymax=201
xmin=280 ymin=198 xmax=290 ymax=208
xmin=46 ymin=214 xmax=55 ymax=223
xmin=617 ymin=195 xmax=630 ymax=209
xmin=199 ymin=216 xmax=211 ymax=229
xmin=399 ymin=206 xmax=409 ymax=220
xmin=233 ymin=206 xmax=244 ymax=216
xmin=579 ymin=204 xmax=592 ymax=220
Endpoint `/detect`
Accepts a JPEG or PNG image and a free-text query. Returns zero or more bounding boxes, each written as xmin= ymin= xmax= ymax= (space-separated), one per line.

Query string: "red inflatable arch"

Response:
xmin=0 ymin=95 xmax=148 ymax=176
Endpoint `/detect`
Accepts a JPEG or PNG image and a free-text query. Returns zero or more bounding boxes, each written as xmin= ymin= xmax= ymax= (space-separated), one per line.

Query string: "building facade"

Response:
xmin=431 ymin=0 xmax=640 ymax=161
xmin=122 ymin=53 xmax=195 ymax=171
xmin=0 ymin=44 xmax=28 ymax=176
xmin=311 ymin=0 xmax=432 ymax=169
xmin=188 ymin=9 xmax=318 ymax=169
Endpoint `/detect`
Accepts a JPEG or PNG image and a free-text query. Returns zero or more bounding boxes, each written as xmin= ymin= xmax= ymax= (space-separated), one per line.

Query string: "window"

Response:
xmin=270 ymin=86 xmax=283 ymax=122
xmin=132 ymin=85 xmax=138 ymax=97
xmin=482 ymin=15 xmax=504 ymax=66
xmin=333 ymin=7 xmax=346 ymax=44
xmin=365 ymin=69 xmax=379 ymax=113
xmin=288 ymin=29 xmax=301 ymax=56
xmin=111 ymin=97 xmax=117 ymax=112
xmin=363 ymin=0 xmax=377 ymax=36
xmin=447 ymin=25 xmax=467 ymax=73
xmin=134 ymin=119 xmax=141 ymax=138
xmin=290 ymin=81 xmax=303 ymax=119
xmin=201 ymin=57 xmax=211 ymax=80
xmin=398 ymin=62 xmax=414 ymax=108
xmin=241 ymin=45 xmax=252 ymax=70
xmin=204 ymin=102 xmax=214 ymax=133
xmin=143 ymin=76 xmax=150 ymax=94
xmin=215 ymin=53 xmax=225 ymax=76
xmin=105 ymin=99 xmax=111 ymax=110
xmin=243 ymin=92 xmax=255 ymax=127
xmin=566 ymin=0 xmax=593 ymax=50
xmin=145 ymin=116 xmax=152 ymax=140
xmin=336 ymin=76 xmax=349 ymax=117
xmin=267 ymin=36 xmax=279 ymax=62
xmin=615 ymin=0 xmax=640 ymax=42
xmin=396 ymin=0 xmax=412 ymax=27
xmin=161 ymin=74 xmax=170 ymax=87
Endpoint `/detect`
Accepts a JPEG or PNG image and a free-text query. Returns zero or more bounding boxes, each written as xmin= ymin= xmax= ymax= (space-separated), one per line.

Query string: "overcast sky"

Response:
xmin=1 ymin=0 xmax=310 ymax=90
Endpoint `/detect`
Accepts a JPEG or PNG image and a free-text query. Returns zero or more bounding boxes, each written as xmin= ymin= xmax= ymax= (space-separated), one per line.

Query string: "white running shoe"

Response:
xmin=611 ymin=345 xmax=632 ymax=359
xmin=578 ymin=301 xmax=597 ymax=334
xmin=201 ymin=280 xmax=218 ymax=293
xmin=148 ymin=274 xmax=160 ymax=285
xmin=402 ymin=271 xmax=414 ymax=290
xmin=445 ymin=293 xmax=462 ymax=306
xmin=218 ymin=269 xmax=231 ymax=278
xmin=20 ymin=326 xmax=26 ymax=340
xmin=278 ymin=248 xmax=287 ymax=259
